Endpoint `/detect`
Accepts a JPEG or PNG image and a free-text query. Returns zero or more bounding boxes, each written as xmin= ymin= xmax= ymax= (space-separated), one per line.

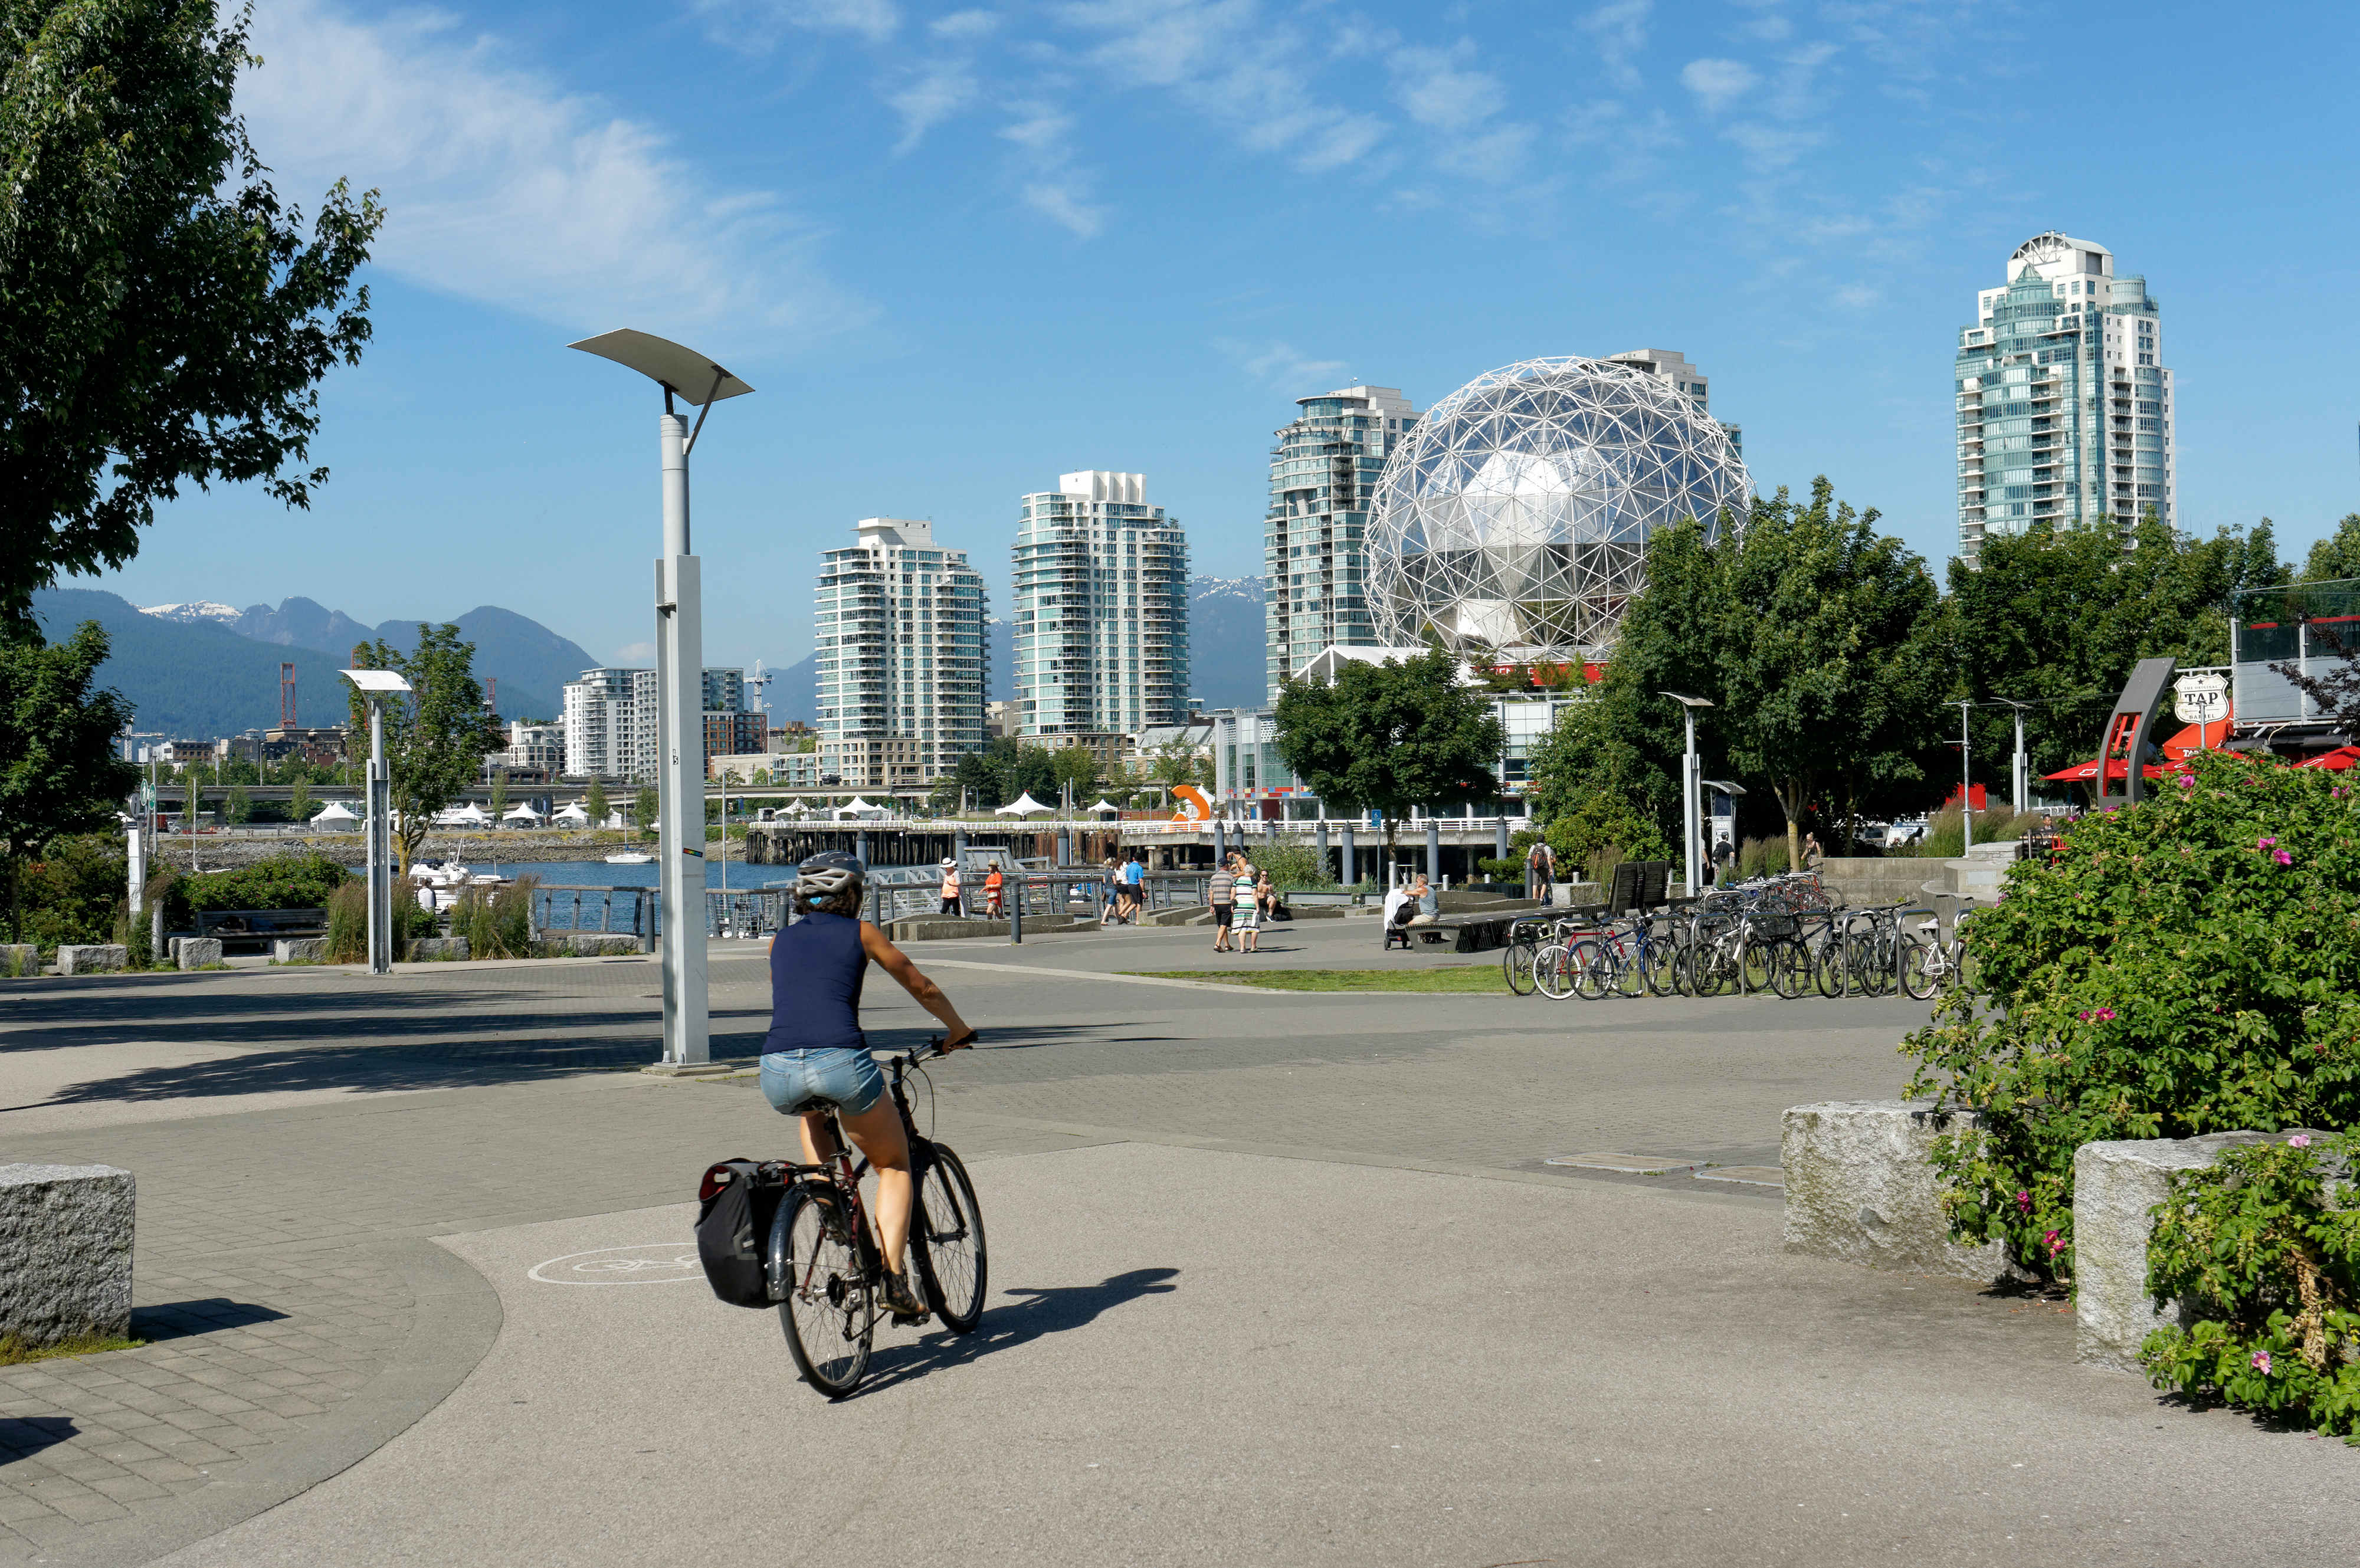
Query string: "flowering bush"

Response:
xmin=2141 ymin=1131 xmax=2360 ymax=1439
xmin=1899 ymin=749 xmax=2360 ymax=1280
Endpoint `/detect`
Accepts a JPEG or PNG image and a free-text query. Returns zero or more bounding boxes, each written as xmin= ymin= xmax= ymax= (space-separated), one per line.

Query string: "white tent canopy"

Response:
xmin=502 ymin=802 xmax=542 ymax=821
xmin=552 ymin=801 xmax=592 ymax=822
xmin=436 ymin=803 xmax=490 ymax=826
xmin=834 ymin=797 xmax=886 ymax=818
xmin=997 ymin=792 xmax=1050 ymax=816
xmin=312 ymin=801 xmax=359 ymax=823
xmin=1084 ymin=798 xmax=1120 ymax=814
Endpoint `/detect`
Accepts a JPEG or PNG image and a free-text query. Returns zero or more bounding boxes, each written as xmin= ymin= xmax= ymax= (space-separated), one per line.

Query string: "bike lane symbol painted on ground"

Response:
xmin=529 ymin=1244 xmax=704 ymax=1284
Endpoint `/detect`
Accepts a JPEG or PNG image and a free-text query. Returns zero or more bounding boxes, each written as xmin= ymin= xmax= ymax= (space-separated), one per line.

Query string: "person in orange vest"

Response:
xmin=984 ymin=862 xmax=1005 ymax=918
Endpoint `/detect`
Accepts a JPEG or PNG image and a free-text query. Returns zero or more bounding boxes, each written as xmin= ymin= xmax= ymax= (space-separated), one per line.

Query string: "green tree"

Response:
xmin=1 ymin=620 xmax=137 ymax=939
xmin=288 ymin=775 xmax=312 ymax=824
xmin=1050 ymin=744 xmax=1101 ymax=803
xmin=223 ymin=782 xmax=250 ymax=824
xmin=2299 ymin=513 xmax=2360 ymax=583
xmin=634 ymin=785 xmax=658 ymax=837
xmin=584 ymin=778 xmax=610 ymax=828
xmin=487 ymin=768 xmax=508 ymax=819
xmin=1273 ymin=648 xmax=1504 ymax=875
xmin=1952 ymin=511 xmax=2285 ymax=789
xmin=1146 ymin=736 xmax=1213 ymax=790
xmin=1 ymin=0 xmax=383 ymax=632
xmin=344 ymin=626 xmax=499 ymax=874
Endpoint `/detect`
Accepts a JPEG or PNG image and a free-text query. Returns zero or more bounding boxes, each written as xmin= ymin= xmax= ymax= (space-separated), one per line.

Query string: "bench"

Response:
xmin=186 ymin=908 xmax=328 ymax=955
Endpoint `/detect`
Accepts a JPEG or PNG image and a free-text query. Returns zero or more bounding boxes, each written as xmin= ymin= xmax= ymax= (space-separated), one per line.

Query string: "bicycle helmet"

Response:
xmin=794 ymin=851 xmax=867 ymax=901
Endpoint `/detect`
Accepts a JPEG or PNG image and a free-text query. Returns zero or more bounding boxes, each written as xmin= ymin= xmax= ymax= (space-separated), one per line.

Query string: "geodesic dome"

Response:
xmin=1367 ymin=356 xmax=1752 ymax=660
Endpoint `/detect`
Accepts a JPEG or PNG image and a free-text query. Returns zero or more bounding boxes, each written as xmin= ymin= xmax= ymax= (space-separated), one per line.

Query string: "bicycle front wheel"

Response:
xmin=1641 ymin=934 xmax=1681 ymax=997
xmin=1504 ymin=929 xmax=1538 ymax=996
xmin=912 ymin=1143 xmax=989 ymax=1334
xmin=1534 ymin=943 xmax=1578 ymax=1000
xmin=1766 ymin=938 xmax=1806 ymax=999
xmin=1570 ymin=939 xmax=1614 ymax=1000
xmin=774 ymin=1190 xmax=874 ymax=1398
xmin=1811 ymin=939 xmax=1845 ymax=998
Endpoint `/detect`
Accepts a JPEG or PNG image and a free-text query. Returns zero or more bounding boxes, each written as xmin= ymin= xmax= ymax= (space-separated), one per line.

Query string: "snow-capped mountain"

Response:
xmin=139 ymin=601 xmax=244 ymax=627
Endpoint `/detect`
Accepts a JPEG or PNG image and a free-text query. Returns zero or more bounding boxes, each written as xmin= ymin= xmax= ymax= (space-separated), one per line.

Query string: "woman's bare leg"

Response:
xmin=833 ymin=1097 xmax=914 ymax=1276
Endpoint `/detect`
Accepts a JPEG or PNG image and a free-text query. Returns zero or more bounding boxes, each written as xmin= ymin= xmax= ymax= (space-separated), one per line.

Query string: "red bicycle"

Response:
xmin=765 ymin=1037 xmax=988 ymax=1397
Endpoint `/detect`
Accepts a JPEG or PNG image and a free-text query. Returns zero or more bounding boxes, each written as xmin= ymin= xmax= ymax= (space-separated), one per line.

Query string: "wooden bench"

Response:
xmin=186 ymin=908 xmax=329 ymax=954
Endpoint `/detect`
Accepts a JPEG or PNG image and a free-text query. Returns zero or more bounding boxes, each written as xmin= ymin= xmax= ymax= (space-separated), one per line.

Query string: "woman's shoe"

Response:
xmin=880 ymin=1268 xmax=928 ymax=1323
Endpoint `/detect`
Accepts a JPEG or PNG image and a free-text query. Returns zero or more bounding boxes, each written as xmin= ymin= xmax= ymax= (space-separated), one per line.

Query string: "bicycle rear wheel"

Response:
xmin=1571 ymin=939 xmax=1614 ymax=1000
xmin=1899 ymin=940 xmax=1938 ymax=1000
xmin=1811 ymin=938 xmax=1845 ymax=998
xmin=1641 ymin=934 xmax=1680 ymax=996
xmin=1534 ymin=943 xmax=1578 ymax=1000
xmin=1766 ymin=938 xmax=1806 ymax=999
xmin=1740 ymin=940 xmax=1774 ymax=995
xmin=773 ymin=1190 xmax=874 ymax=1398
xmin=912 ymin=1143 xmax=989 ymax=1334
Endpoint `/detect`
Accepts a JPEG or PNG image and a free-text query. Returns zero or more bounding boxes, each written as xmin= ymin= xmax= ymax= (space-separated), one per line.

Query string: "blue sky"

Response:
xmin=87 ymin=0 xmax=2360 ymax=678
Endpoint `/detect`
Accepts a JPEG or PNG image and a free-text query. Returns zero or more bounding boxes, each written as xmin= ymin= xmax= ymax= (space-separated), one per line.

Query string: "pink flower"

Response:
xmin=2252 ymin=1350 xmax=2272 ymax=1376
xmin=2017 ymin=1190 xmax=2033 ymax=1216
xmin=2097 ymin=1007 xmax=2118 ymax=1021
xmin=2176 ymin=775 xmax=2195 ymax=789
xmin=2044 ymin=1230 xmax=2065 ymax=1257
xmin=2258 ymin=837 xmax=2277 ymax=850
xmin=2274 ymin=849 xmax=2293 ymax=866
xmin=2289 ymin=1134 xmax=2313 ymax=1149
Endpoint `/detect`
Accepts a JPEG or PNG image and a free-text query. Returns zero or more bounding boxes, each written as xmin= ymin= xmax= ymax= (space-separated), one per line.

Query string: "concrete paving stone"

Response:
xmin=7 ymin=1510 xmax=106 ymax=1546
xmin=22 ymin=1481 xmax=127 ymax=1522
xmin=84 ymin=1473 xmax=174 ymax=1504
xmin=0 ymin=1493 xmax=60 ymax=1524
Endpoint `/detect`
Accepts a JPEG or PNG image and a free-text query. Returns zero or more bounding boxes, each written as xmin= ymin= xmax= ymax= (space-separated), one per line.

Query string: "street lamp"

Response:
xmin=1660 ymin=693 xmax=1714 ymax=896
xmin=340 ymin=668 xmax=413 ymax=975
xmin=568 ymin=329 xmax=754 ymax=1067
xmin=1994 ymin=698 xmax=2032 ymax=813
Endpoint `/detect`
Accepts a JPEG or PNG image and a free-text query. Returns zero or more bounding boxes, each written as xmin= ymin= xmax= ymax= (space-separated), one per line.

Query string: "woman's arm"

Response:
xmin=860 ymin=922 xmax=975 ymax=1045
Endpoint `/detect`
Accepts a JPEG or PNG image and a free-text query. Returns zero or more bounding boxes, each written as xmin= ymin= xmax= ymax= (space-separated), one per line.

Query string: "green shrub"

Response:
xmin=454 ymin=875 xmax=539 ymax=959
xmin=173 ymin=854 xmax=350 ymax=918
xmin=1251 ymin=844 xmax=1335 ymax=890
xmin=324 ymin=881 xmax=368 ymax=962
xmin=12 ymin=835 xmax=127 ymax=948
xmin=1476 ymin=856 xmax=1524 ymax=882
xmin=1905 ymin=801 xmax=2027 ymax=857
xmin=1543 ymin=793 xmax=1669 ymax=880
xmin=1900 ymin=750 xmax=2360 ymax=1282
xmin=2141 ymin=1131 xmax=2360 ymax=1439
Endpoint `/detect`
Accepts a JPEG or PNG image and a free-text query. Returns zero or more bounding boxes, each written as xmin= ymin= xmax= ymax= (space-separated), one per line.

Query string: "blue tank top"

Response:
xmin=763 ymin=911 xmax=868 ymax=1054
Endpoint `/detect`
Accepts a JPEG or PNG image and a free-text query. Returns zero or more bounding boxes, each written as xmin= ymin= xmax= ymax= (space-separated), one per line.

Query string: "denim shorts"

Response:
xmin=760 ymin=1047 xmax=884 ymax=1118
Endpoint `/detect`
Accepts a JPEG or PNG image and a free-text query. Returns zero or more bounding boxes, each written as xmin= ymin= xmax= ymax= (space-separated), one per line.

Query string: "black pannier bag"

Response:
xmin=696 ymin=1159 xmax=786 ymax=1307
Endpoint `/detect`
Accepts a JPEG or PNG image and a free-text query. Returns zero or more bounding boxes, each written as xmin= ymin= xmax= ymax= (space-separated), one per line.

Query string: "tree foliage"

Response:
xmin=1530 ymin=480 xmax=1945 ymax=868
xmin=1949 ymin=512 xmax=2285 ymax=789
xmin=2 ymin=0 xmax=383 ymax=631
xmin=1900 ymin=750 xmax=2360 ymax=1284
xmin=942 ymin=738 xmax=1057 ymax=812
xmin=345 ymin=625 xmax=499 ymax=873
xmin=1 ymin=618 xmax=137 ymax=938
xmin=2299 ymin=513 xmax=2360 ymax=584
xmin=1273 ymin=648 xmax=1504 ymax=865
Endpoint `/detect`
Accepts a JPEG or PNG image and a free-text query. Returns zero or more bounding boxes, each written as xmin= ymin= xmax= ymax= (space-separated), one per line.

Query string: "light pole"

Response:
xmin=1956 ymin=699 xmax=1975 ymax=851
xmin=341 ymin=668 xmax=412 ymax=975
xmin=1997 ymin=699 xmax=2031 ymax=812
xmin=569 ymin=329 xmax=753 ymax=1067
xmin=1660 ymin=693 xmax=1713 ymax=896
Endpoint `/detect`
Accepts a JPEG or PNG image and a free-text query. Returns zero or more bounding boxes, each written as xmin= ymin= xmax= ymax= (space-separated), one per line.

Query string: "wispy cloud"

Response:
xmin=999 ymin=101 xmax=1105 ymax=235
xmin=887 ymin=60 xmax=979 ymax=150
xmin=241 ymin=0 xmax=867 ymax=345
xmin=1218 ymin=338 xmax=1350 ymax=390
xmin=1680 ymin=57 xmax=1758 ymax=111
xmin=690 ymin=0 xmax=900 ymax=50
xmin=1578 ymin=0 xmax=1651 ymax=87
xmin=931 ymin=8 xmax=1000 ymax=38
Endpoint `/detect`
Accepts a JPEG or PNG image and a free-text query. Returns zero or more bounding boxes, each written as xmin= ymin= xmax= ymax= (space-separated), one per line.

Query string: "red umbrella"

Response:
xmin=2041 ymin=757 xmax=2166 ymax=783
xmin=2297 ymin=746 xmax=2360 ymax=770
xmin=2159 ymin=716 xmax=2232 ymax=760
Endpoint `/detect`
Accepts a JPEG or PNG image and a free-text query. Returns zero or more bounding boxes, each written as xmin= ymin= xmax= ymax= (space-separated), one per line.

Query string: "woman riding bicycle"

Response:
xmin=764 ymin=851 xmax=977 ymax=1320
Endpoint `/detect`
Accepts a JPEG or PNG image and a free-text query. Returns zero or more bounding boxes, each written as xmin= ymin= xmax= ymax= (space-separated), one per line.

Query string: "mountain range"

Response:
xmin=32 ymin=590 xmax=599 ymax=741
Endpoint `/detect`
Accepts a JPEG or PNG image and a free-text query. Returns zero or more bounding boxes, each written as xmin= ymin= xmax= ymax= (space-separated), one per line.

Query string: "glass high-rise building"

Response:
xmin=1012 ymin=471 xmax=1190 ymax=736
xmin=1956 ymin=231 xmax=2174 ymax=565
xmin=1263 ymin=385 xmax=1418 ymax=702
xmin=814 ymin=518 xmax=989 ymax=787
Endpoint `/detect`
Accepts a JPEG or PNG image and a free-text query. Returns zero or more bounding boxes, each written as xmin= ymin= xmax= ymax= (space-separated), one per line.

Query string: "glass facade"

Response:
xmin=1956 ymin=231 xmax=2174 ymax=565
xmin=1011 ymin=471 xmax=1191 ymax=736
xmin=1263 ymin=386 xmax=1418 ymax=701
xmin=814 ymin=518 xmax=989 ymax=785
xmin=1367 ymin=356 xmax=1751 ymax=660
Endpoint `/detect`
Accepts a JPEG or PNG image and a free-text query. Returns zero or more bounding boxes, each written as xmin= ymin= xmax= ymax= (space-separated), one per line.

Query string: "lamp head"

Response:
xmin=1658 ymin=691 xmax=1715 ymax=708
xmin=341 ymin=669 xmax=412 ymax=696
xmin=568 ymin=330 xmax=753 ymax=403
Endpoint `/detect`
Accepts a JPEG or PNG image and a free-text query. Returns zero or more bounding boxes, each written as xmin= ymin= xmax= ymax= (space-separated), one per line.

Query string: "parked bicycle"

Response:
xmin=759 ymin=1036 xmax=988 ymax=1398
xmin=1900 ymin=903 xmax=1980 ymax=999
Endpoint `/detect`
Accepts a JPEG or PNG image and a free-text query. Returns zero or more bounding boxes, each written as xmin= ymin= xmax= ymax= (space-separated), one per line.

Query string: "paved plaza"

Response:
xmin=2 ymin=920 xmax=2354 ymax=1566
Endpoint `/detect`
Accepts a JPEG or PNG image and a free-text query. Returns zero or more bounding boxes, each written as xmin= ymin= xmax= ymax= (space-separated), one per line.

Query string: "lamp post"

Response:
xmin=340 ymin=668 xmax=412 ymax=975
xmin=1997 ymin=699 xmax=2031 ymax=812
xmin=1957 ymin=699 xmax=1975 ymax=851
xmin=1660 ymin=693 xmax=1714 ymax=896
xmin=569 ymin=329 xmax=753 ymax=1066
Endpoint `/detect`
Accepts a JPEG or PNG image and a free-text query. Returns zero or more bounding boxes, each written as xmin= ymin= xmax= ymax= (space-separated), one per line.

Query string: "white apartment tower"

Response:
xmin=560 ymin=667 xmax=655 ymax=780
xmin=813 ymin=518 xmax=989 ymax=786
xmin=1012 ymin=471 xmax=1191 ymax=737
xmin=1956 ymin=232 xmax=2174 ymax=563
xmin=1264 ymin=385 xmax=1418 ymax=703
xmin=1604 ymin=350 xmax=1742 ymax=458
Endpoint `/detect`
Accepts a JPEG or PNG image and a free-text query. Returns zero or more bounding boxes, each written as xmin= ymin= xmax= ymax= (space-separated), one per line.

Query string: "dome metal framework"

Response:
xmin=1367 ymin=356 xmax=1752 ymax=661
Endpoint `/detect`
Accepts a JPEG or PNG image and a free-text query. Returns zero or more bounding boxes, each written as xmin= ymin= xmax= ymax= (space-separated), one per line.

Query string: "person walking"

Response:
xmin=1100 ymin=854 xmax=1122 ymax=924
xmin=1208 ymin=854 xmax=1238 ymax=952
xmin=1525 ymin=837 xmax=1556 ymax=904
xmin=1234 ymin=867 xmax=1266 ymax=952
xmin=938 ymin=857 xmax=962 ymax=917
xmin=1801 ymin=831 xmax=1824 ymax=871
xmin=984 ymin=862 xmax=1005 ymax=919
xmin=1120 ymin=851 xmax=1145 ymax=922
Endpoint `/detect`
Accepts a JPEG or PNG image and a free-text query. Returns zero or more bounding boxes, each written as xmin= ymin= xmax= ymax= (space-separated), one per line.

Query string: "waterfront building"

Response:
xmin=562 ymin=665 xmax=762 ymax=779
xmin=503 ymin=720 xmax=565 ymax=776
xmin=1012 ymin=471 xmax=1190 ymax=736
xmin=1264 ymin=386 xmax=1419 ymax=702
xmin=813 ymin=517 xmax=990 ymax=788
xmin=1956 ymin=231 xmax=2174 ymax=565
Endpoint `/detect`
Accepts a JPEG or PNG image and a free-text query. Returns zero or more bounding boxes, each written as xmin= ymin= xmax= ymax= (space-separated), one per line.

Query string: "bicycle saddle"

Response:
xmin=784 ymin=1096 xmax=843 ymax=1117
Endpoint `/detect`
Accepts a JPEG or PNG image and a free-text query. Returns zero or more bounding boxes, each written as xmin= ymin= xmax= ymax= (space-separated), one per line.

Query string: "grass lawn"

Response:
xmin=1125 ymin=966 xmax=1509 ymax=993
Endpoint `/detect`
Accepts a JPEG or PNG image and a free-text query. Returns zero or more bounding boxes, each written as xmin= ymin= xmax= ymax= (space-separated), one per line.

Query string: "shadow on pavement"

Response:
xmin=854 ymin=1267 xmax=1181 ymax=1396
xmin=0 ymin=1416 xmax=77 ymax=1467
xmin=133 ymin=1298 xmax=293 ymax=1341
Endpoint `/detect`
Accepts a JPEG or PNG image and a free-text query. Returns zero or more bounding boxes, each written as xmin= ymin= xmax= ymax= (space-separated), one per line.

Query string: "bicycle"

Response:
xmin=764 ymin=1035 xmax=989 ymax=1398
xmin=1900 ymin=904 xmax=1980 ymax=999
